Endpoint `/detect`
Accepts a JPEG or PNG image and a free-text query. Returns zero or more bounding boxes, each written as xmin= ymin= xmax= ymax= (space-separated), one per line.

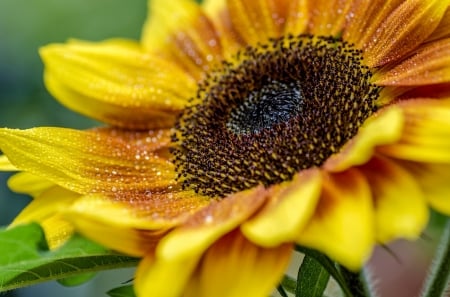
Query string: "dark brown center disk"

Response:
xmin=172 ymin=35 xmax=380 ymax=198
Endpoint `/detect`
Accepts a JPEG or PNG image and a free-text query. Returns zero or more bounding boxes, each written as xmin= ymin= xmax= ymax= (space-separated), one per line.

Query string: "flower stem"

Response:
xmin=420 ymin=217 xmax=450 ymax=297
xmin=337 ymin=266 xmax=377 ymax=297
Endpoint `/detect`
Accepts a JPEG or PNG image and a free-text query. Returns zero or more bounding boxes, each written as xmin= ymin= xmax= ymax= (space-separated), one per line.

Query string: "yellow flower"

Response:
xmin=1 ymin=0 xmax=450 ymax=296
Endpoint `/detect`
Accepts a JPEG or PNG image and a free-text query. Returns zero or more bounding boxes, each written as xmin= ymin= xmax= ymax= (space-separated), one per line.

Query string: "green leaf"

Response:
xmin=420 ymin=217 xmax=450 ymax=297
xmin=296 ymin=255 xmax=330 ymax=297
xmin=281 ymin=275 xmax=297 ymax=294
xmin=107 ymin=285 xmax=136 ymax=297
xmin=57 ymin=272 xmax=96 ymax=287
xmin=295 ymin=245 xmax=353 ymax=296
xmin=0 ymin=223 xmax=139 ymax=292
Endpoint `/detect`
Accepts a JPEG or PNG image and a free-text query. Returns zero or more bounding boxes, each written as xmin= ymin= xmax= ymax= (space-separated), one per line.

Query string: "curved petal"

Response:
xmin=307 ymin=0 xmax=353 ymax=36
xmin=374 ymin=38 xmax=450 ymax=86
xmin=399 ymin=161 xmax=450 ymax=216
xmin=63 ymin=191 xmax=210 ymax=256
xmin=135 ymin=186 xmax=268 ymax=297
xmin=242 ymin=168 xmax=322 ymax=246
xmin=378 ymin=99 xmax=450 ymax=162
xmin=361 ymin=0 xmax=449 ymax=67
xmin=297 ymin=169 xmax=375 ymax=270
xmin=8 ymin=172 xmax=55 ymax=197
xmin=41 ymin=39 xmax=196 ymax=129
xmin=11 ymin=186 xmax=80 ymax=226
xmin=325 ymin=107 xmax=404 ymax=172
xmin=65 ymin=200 xmax=167 ymax=256
xmin=184 ymin=230 xmax=292 ymax=297
xmin=359 ymin=157 xmax=428 ymax=243
xmin=0 ymin=155 xmax=17 ymax=171
xmin=142 ymin=0 xmax=223 ymax=78
xmin=135 ymin=250 xmax=198 ymax=297
xmin=10 ymin=186 xmax=79 ymax=249
xmin=0 ymin=127 xmax=177 ymax=195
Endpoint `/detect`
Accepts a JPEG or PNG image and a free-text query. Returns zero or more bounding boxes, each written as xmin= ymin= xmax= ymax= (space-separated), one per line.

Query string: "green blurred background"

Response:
xmin=0 ymin=0 xmax=146 ymax=296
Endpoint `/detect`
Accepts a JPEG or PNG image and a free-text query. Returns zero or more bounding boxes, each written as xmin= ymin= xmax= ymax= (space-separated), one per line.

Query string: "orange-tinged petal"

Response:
xmin=325 ymin=107 xmax=404 ymax=172
xmin=142 ymin=0 xmax=223 ymax=77
xmin=0 ymin=127 xmax=176 ymax=195
xmin=344 ymin=0 xmax=404 ymax=47
xmin=65 ymin=199 xmax=166 ymax=256
xmin=226 ymin=0 xmax=288 ymax=45
xmin=361 ymin=0 xmax=449 ymax=67
xmin=41 ymin=39 xmax=196 ymax=129
xmin=184 ymin=230 xmax=292 ymax=297
xmin=378 ymin=99 xmax=450 ymax=162
xmin=8 ymin=172 xmax=55 ymax=197
xmin=160 ymin=186 xmax=267 ymax=259
xmin=135 ymin=187 xmax=267 ymax=297
xmin=65 ymin=191 xmax=210 ymax=256
xmin=203 ymin=0 xmax=246 ymax=58
xmin=360 ymin=157 xmax=428 ymax=243
xmin=399 ymin=161 xmax=450 ymax=215
xmin=65 ymin=190 xmax=209 ymax=232
xmin=242 ymin=168 xmax=322 ymax=246
xmin=307 ymin=0 xmax=353 ymax=36
xmin=283 ymin=0 xmax=309 ymax=36
xmin=0 ymin=155 xmax=17 ymax=171
xmin=297 ymin=169 xmax=375 ymax=270
xmin=374 ymin=38 xmax=450 ymax=86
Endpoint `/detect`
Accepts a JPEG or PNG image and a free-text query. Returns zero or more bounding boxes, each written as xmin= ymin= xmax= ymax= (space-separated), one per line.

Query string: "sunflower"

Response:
xmin=1 ymin=0 xmax=450 ymax=296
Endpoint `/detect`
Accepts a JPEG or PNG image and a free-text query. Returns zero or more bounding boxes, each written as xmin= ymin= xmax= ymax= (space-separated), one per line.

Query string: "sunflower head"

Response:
xmin=1 ymin=0 xmax=450 ymax=296
xmin=172 ymin=34 xmax=380 ymax=198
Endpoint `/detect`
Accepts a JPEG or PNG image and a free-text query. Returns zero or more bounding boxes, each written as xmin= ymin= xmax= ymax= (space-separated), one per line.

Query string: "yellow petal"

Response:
xmin=399 ymin=161 xmax=450 ymax=216
xmin=283 ymin=0 xmax=309 ymax=36
xmin=361 ymin=0 xmax=449 ymax=67
xmin=11 ymin=186 xmax=80 ymax=226
xmin=40 ymin=215 xmax=74 ymax=250
xmin=64 ymin=190 xmax=209 ymax=237
xmin=325 ymin=107 xmax=404 ymax=172
xmin=226 ymin=0 xmax=288 ymax=45
xmin=0 ymin=127 xmax=176 ymax=195
xmin=374 ymin=38 xmax=450 ymax=86
xmin=41 ymin=39 xmax=196 ymax=129
xmin=135 ymin=186 xmax=268 ymax=297
xmin=0 ymin=155 xmax=17 ymax=171
xmin=184 ymin=230 xmax=292 ymax=297
xmin=135 ymin=250 xmax=199 ymax=297
xmin=203 ymin=0 xmax=247 ymax=58
xmin=142 ymin=0 xmax=223 ymax=77
xmin=378 ymin=99 xmax=450 ymax=162
xmin=360 ymin=157 xmax=428 ymax=243
xmin=297 ymin=169 xmax=375 ymax=270
xmin=8 ymin=172 xmax=55 ymax=197
xmin=307 ymin=0 xmax=353 ymax=36
xmin=242 ymin=168 xmax=322 ymax=246
xmin=65 ymin=196 xmax=168 ymax=256
xmin=10 ymin=186 xmax=79 ymax=249
xmin=426 ymin=6 xmax=450 ymax=42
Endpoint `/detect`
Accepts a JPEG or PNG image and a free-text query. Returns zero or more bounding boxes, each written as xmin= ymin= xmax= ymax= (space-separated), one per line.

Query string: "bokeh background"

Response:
xmin=0 ymin=1 xmax=446 ymax=297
